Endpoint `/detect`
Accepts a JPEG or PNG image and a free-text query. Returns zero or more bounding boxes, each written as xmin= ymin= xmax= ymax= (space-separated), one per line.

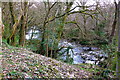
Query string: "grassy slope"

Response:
xmin=1 ymin=44 xmax=92 ymax=78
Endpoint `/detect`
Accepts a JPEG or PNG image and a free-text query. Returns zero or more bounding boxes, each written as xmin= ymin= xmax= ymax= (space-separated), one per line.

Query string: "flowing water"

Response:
xmin=26 ymin=29 xmax=108 ymax=65
xmin=58 ymin=40 xmax=108 ymax=65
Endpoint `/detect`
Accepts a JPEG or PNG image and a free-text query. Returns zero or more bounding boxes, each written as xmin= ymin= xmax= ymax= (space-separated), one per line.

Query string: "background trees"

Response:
xmin=1 ymin=1 xmax=116 ymax=54
xmin=1 ymin=1 xmax=116 ymax=55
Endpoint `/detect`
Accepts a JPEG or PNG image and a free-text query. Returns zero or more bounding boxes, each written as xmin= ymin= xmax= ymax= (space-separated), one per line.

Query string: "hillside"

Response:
xmin=0 ymin=43 xmax=92 ymax=78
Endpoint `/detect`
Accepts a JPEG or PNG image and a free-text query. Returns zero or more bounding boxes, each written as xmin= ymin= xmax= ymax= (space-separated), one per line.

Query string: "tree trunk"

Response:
xmin=9 ymin=14 xmax=23 ymax=45
xmin=19 ymin=16 xmax=25 ymax=46
xmin=0 ymin=2 xmax=2 ymax=46
xmin=39 ymin=20 xmax=47 ymax=55
xmin=39 ymin=2 xmax=51 ymax=55
xmin=19 ymin=2 xmax=28 ymax=47
xmin=109 ymin=1 xmax=118 ymax=42
xmin=117 ymin=1 xmax=120 ymax=79
xmin=0 ymin=2 xmax=2 ymax=79
xmin=82 ymin=5 xmax=87 ymax=38
xmin=11 ymin=34 xmax=16 ymax=46
xmin=8 ymin=2 xmax=16 ymax=46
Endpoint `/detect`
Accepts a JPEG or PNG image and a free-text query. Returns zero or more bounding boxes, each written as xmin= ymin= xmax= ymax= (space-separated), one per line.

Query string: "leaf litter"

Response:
xmin=1 ymin=44 xmax=92 ymax=78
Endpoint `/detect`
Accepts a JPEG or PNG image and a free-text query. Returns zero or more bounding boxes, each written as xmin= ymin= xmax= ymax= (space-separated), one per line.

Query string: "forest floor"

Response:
xmin=0 ymin=43 xmax=93 ymax=78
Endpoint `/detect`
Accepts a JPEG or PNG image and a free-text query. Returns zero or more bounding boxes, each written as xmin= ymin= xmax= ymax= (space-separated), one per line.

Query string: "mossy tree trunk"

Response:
xmin=7 ymin=2 xmax=23 ymax=46
xmin=19 ymin=2 xmax=28 ymax=47
xmin=7 ymin=2 xmax=16 ymax=46
xmin=117 ymin=1 xmax=120 ymax=78
xmin=0 ymin=2 xmax=2 ymax=46
xmin=0 ymin=2 xmax=2 ymax=79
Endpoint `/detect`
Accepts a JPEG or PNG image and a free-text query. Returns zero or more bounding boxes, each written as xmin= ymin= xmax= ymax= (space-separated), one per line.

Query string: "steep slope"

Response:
xmin=1 ymin=44 xmax=92 ymax=78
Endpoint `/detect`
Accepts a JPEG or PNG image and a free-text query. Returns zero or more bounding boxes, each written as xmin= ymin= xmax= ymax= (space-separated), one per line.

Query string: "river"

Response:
xmin=26 ymin=29 xmax=108 ymax=65
xmin=58 ymin=40 xmax=108 ymax=65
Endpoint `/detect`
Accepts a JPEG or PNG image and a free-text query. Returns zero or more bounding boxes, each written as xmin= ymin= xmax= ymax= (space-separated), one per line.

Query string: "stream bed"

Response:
xmin=26 ymin=29 xmax=108 ymax=66
xmin=58 ymin=40 xmax=108 ymax=65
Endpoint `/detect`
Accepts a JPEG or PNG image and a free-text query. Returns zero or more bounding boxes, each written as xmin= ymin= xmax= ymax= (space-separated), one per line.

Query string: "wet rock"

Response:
xmin=91 ymin=47 xmax=99 ymax=51
xmin=81 ymin=55 xmax=87 ymax=60
xmin=100 ymin=58 xmax=105 ymax=62
xmin=87 ymin=56 xmax=98 ymax=61
xmin=83 ymin=47 xmax=93 ymax=51
xmin=94 ymin=60 xmax=99 ymax=65
xmin=85 ymin=60 xmax=95 ymax=64
xmin=79 ymin=53 xmax=84 ymax=55
xmin=88 ymin=51 xmax=93 ymax=55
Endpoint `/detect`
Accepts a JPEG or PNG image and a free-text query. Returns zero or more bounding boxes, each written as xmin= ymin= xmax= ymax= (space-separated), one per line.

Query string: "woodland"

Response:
xmin=0 ymin=0 xmax=120 ymax=79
